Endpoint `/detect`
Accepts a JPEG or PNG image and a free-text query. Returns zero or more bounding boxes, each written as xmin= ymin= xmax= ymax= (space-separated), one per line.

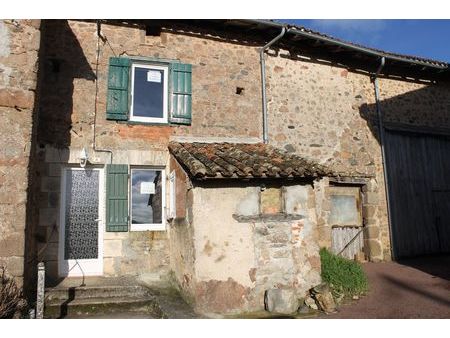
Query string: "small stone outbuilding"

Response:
xmin=167 ymin=141 xmax=337 ymax=314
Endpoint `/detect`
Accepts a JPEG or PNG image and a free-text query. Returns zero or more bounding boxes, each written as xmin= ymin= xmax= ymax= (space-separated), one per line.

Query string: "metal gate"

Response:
xmin=385 ymin=129 xmax=450 ymax=258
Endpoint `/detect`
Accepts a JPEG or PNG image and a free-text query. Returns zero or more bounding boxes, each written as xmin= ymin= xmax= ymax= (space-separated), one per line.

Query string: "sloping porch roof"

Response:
xmin=168 ymin=142 xmax=333 ymax=180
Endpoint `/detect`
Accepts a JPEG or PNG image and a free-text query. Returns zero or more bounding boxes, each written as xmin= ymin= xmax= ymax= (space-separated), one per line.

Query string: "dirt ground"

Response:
xmin=324 ymin=255 xmax=450 ymax=319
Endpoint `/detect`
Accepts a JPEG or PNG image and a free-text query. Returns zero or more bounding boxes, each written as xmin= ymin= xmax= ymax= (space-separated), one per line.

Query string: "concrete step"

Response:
xmin=45 ymin=284 xmax=153 ymax=301
xmin=44 ymin=295 xmax=164 ymax=319
xmin=45 ymin=295 xmax=155 ymax=307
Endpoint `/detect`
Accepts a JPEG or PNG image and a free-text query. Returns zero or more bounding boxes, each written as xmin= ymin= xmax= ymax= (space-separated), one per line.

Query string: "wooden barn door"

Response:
xmin=432 ymin=191 xmax=450 ymax=254
xmin=385 ymin=130 xmax=450 ymax=258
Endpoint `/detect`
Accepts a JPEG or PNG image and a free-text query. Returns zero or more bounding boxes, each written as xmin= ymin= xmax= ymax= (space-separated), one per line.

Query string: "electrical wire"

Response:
xmin=93 ymin=20 xmax=113 ymax=164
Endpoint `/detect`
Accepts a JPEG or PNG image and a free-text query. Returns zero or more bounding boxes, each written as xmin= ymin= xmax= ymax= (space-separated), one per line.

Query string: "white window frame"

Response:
xmin=129 ymin=63 xmax=169 ymax=124
xmin=130 ymin=167 xmax=166 ymax=231
xmin=168 ymin=171 xmax=176 ymax=220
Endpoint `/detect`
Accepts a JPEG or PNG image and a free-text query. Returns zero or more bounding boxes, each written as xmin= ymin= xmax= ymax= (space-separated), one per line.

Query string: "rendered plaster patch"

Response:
xmin=0 ymin=21 xmax=10 ymax=57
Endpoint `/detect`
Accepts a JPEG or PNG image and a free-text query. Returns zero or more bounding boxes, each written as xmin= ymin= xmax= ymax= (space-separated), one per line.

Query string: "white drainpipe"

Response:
xmin=260 ymin=26 xmax=287 ymax=144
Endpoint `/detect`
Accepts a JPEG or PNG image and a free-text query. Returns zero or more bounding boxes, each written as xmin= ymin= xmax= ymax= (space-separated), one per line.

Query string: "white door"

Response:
xmin=59 ymin=167 xmax=104 ymax=277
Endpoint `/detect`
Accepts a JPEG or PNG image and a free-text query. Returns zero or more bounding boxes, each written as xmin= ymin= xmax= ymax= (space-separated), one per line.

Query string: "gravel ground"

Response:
xmin=324 ymin=255 xmax=450 ymax=319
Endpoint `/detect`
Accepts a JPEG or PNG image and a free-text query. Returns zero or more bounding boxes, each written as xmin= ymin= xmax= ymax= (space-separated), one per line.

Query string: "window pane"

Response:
xmin=132 ymin=66 xmax=165 ymax=119
xmin=131 ymin=169 xmax=162 ymax=224
xmin=329 ymin=195 xmax=358 ymax=225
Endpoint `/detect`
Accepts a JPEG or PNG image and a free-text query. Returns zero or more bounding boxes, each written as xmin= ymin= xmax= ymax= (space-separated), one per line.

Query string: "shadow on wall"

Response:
xmin=37 ymin=19 xmax=95 ymax=147
xmin=359 ymin=82 xmax=450 ymax=146
xmin=23 ymin=20 xmax=95 ymax=297
xmin=23 ymin=20 xmax=45 ymax=301
xmin=359 ymin=82 xmax=450 ymax=260
xmin=157 ymin=21 xmax=268 ymax=47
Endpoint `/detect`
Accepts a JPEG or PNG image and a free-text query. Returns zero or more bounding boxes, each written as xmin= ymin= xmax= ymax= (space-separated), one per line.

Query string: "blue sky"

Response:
xmin=278 ymin=20 xmax=450 ymax=63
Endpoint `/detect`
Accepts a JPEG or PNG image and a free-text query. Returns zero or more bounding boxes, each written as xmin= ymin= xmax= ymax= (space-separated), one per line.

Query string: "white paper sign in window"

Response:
xmin=147 ymin=70 xmax=162 ymax=83
xmin=140 ymin=181 xmax=155 ymax=194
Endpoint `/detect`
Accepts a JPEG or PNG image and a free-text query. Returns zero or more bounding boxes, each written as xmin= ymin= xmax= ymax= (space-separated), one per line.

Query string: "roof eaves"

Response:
xmin=241 ymin=19 xmax=449 ymax=70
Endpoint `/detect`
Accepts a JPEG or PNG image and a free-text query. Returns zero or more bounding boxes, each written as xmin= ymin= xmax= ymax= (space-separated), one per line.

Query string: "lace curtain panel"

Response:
xmin=64 ymin=169 xmax=99 ymax=260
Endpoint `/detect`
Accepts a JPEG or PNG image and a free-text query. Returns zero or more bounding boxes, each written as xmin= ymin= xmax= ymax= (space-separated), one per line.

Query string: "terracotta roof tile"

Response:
xmin=168 ymin=142 xmax=334 ymax=180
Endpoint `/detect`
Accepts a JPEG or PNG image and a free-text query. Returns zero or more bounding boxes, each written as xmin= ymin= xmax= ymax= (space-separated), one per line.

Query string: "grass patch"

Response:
xmin=319 ymin=248 xmax=368 ymax=297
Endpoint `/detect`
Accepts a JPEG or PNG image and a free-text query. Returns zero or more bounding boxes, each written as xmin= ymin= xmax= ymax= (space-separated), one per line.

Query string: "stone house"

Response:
xmin=0 ymin=19 xmax=449 ymax=315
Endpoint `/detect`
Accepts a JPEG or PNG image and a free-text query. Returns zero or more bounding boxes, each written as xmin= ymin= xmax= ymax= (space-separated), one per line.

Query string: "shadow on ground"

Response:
xmin=397 ymin=254 xmax=450 ymax=281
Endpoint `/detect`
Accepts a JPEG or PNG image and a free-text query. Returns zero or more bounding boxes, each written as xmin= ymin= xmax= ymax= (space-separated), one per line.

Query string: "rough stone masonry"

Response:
xmin=1 ymin=19 xmax=450 ymax=313
xmin=0 ymin=20 xmax=41 ymax=288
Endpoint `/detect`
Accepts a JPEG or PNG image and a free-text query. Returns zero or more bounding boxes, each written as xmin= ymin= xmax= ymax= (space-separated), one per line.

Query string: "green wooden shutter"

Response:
xmin=106 ymin=57 xmax=131 ymax=121
xmin=169 ymin=63 xmax=192 ymax=125
xmin=106 ymin=164 xmax=129 ymax=232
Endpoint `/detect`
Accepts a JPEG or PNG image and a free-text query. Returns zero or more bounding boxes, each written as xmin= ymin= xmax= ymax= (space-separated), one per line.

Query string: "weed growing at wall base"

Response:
xmin=0 ymin=266 xmax=25 ymax=318
xmin=320 ymin=248 xmax=369 ymax=297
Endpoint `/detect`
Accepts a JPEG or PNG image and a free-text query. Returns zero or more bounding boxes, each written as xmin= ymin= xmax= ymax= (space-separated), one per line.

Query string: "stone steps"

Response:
xmin=46 ymin=295 xmax=156 ymax=306
xmin=45 ymin=284 xmax=153 ymax=302
xmin=44 ymin=296 xmax=163 ymax=319
xmin=44 ymin=282 xmax=164 ymax=318
xmin=43 ymin=279 xmax=199 ymax=318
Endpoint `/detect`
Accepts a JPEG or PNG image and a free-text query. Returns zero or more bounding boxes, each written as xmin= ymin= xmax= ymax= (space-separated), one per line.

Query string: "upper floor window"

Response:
xmin=105 ymin=57 xmax=192 ymax=125
xmin=130 ymin=64 xmax=169 ymax=123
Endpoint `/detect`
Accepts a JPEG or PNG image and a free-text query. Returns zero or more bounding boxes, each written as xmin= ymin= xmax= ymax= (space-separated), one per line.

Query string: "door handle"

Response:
xmin=94 ymin=219 xmax=102 ymax=222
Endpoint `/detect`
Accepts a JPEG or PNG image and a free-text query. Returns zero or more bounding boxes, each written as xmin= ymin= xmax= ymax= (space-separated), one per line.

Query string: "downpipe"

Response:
xmin=372 ymin=56 xmax=395 ymax=260
xmin=260 ymin=26 xmax=287 ymax=144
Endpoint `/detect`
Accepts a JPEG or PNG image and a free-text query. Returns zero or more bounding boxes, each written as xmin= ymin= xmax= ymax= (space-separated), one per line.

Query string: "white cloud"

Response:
xmin=309 ymin=19 xmax=387 ymax=33
xmin=308 ymin=19 xmax=388 ymax=46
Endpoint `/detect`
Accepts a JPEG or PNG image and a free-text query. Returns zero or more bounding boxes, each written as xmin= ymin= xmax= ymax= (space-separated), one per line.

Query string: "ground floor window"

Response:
xmin=130 ymin=168 xmax=165 ymax=231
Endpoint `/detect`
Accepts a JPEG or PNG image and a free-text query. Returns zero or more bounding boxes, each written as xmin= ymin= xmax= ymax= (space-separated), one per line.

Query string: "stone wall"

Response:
xmin=0 ymin=20 xmax=41 ymax=286
xmin=167 ymin=157 xmax=196 ymax=301
xmin=265 ymin=49 xmax=450 ymax=260
xmin=178 ymin=181 xmax=321 ymax=315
